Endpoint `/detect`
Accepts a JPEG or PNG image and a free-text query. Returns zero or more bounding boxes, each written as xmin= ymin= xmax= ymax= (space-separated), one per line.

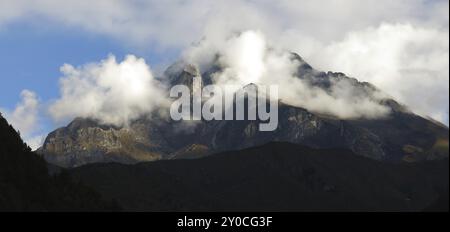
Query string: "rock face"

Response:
xmin=38 ymin=118 xmax=170 ymax=167
xmin=38 ymin=53 xmax=449 ymax=168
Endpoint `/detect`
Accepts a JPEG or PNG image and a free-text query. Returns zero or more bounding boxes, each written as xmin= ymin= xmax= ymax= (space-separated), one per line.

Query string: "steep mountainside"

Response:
xmin=70 ymin=142 xmax=449 ymax=211
xmin=38 ymin=117 xmax=169 ymax=168
xmin=0 ymin=113 xmax=119 ymax=211
xmin=38 ymin=53 xmax=449 ymax=167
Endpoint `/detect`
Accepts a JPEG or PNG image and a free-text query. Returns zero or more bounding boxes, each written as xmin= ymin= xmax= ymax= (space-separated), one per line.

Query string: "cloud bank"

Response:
xmin=185 ymin=30 xmax=391 ymax=119
xmin=1 ymin=0 xmax=447 ymax=48
xmin=302 ymin=23 xmax=449 ymax=124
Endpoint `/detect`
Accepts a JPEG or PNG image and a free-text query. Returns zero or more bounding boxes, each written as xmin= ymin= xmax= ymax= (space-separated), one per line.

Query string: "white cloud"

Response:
xmin=0 ymin=0 xmax=447 ymax=48
xmin=301 ymin=23 xmax=449 ymax=124
xmin=186 ymin=30 xmax=391 ymax=119
xmin=49 ymin=54 xmax=168 ymax=126
xmin=0 ymin=0 xmax=448 ymax=124
xmin=2 ymin=90 xmax=45 ymax=150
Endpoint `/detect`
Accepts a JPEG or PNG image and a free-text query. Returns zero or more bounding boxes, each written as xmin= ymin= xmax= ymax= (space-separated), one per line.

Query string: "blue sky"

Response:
xmin=0 ymin=22 xmax=177 ymax=109
xmin=0 ymin=0 xmax=448 ymax=149
xmin=0 ymin=20 xmax=180 ymax=149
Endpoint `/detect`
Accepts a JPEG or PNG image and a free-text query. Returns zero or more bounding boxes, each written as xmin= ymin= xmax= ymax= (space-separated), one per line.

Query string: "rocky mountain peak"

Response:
xmin=183 ymin=63 xmax=200 ymax=77
xmin=290 ymin=52 xmax=314 ymax=71
xmin=165 ymin=61 xmax=202 ymax=87
xmin=37 ymin=53 xmax=449 ymax=168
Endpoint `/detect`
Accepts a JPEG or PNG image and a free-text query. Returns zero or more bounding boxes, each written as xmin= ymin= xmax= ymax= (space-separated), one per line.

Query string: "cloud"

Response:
xmin=45 ymin=31 xmax=391 ymax=128
xmin=185 ymin=30 xmax=391 ymax=119
xmin=0 ymin=0 xmax=447 ymax=48
xmin=48 ymin=54 xmax=168 ymax=126
xmin=0 ymin=0 xmax=448 ymax=124
xmin=1 ymin=90 xmax=45 ymax=149
xmin=301 ymin=23 xmax=449 ymax=124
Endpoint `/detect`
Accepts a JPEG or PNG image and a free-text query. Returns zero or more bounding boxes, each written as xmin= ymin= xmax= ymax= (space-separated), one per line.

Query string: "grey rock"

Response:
xmin=38 ymin=53 xmax=449 ymax=167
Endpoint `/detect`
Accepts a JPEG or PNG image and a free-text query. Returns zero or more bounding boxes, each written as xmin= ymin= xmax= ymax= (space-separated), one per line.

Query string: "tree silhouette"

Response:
xmin=0 ymin=113 xmax=120 ymax=211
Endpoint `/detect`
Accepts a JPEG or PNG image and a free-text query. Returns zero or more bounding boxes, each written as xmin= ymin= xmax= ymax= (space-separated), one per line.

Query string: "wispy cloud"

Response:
xmin=185 ymin=30 xmax=391 ymax=119
xmin=304 ymin=23 xmax=449 ymax=124
xmin=1 ymin=90 xmax=45 ymax=149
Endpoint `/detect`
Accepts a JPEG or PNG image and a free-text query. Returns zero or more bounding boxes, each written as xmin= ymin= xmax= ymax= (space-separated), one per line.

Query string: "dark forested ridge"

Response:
xmin=1 ymin=111 xmax=448 ymax=212
xmin=0 ymin=113 xmax=120 ymax=211
xmin=71 ymin=142 xmax=449 ymax=212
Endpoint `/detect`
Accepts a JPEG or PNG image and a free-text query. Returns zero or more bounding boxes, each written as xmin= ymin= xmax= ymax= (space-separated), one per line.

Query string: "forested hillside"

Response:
xmin=0 ymin=113 xmax=120 ymax=211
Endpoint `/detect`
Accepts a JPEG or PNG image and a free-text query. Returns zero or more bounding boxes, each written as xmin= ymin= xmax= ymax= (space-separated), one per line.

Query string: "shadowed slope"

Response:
xmin=0 ymin=113 xmax=120 ymax=211
xmin=70 ymin=142 xmax=448 ymax=212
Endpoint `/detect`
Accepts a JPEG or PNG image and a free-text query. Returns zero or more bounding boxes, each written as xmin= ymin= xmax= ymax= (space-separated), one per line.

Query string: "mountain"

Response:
xmin=38 ymin=53 xmax=449 ymax=168
xmin=70 ymin=142 xmax=449 ymax=211
xmin=0 ymin=113 xmax=120 ymax=211
xmin=37 ymin=117 xmax=170 ymax=168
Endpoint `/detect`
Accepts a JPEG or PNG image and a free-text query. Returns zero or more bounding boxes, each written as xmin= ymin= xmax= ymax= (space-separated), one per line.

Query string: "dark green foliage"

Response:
xmin=0 ymin=114 xmax=120 ymax=211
